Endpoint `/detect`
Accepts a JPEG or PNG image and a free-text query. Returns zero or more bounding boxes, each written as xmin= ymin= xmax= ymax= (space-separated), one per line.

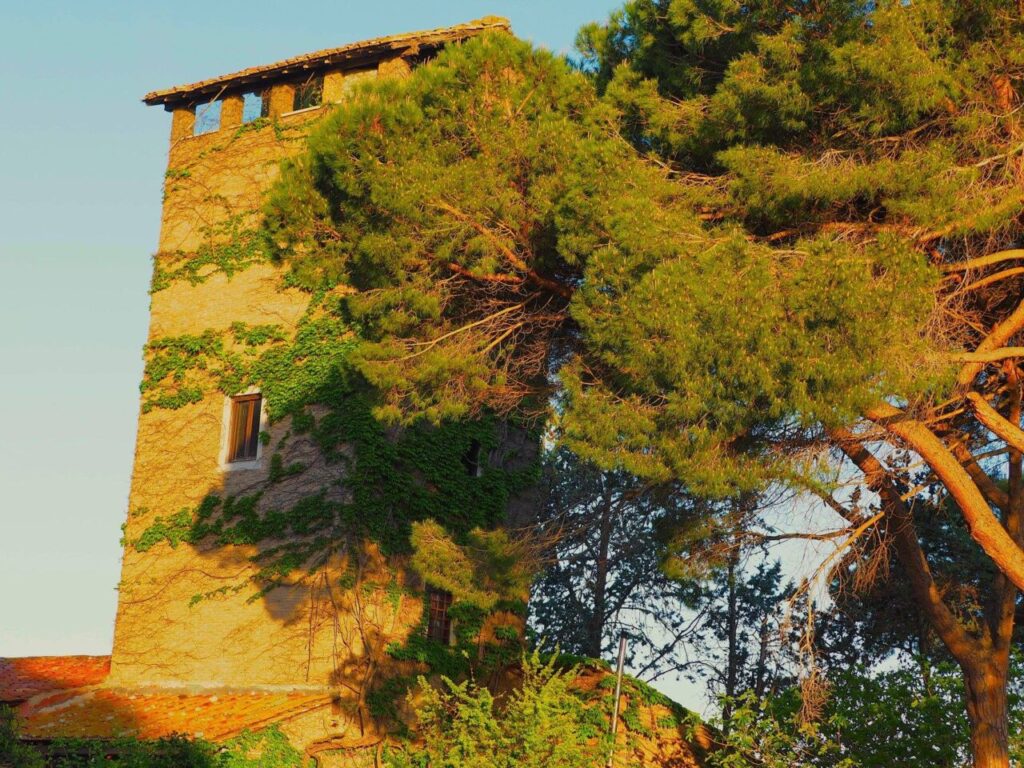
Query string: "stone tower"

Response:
xmin=4 ymin=18 xmax=542 ymax=755
xmin=113 ymin=13 xmax=524 ymax=691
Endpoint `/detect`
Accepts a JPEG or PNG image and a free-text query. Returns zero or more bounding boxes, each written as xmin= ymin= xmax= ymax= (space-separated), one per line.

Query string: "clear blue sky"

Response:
xmin=1 ymin=0 xmax=646 ymax=660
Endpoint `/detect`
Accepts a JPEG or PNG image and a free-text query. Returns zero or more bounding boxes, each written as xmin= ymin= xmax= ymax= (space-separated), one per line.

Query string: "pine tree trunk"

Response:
xmin=969 ymin=376 xmax=1020 ymax=768
xmin=586 ymin=495 xmax=613 ymax=659
xmin=964 ymin=660 xmax=1010 ymax=768
xmin=721 ymin=552 xmax=739 ymax=734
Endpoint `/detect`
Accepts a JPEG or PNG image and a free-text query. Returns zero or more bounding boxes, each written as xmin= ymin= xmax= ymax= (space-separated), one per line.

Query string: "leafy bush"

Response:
xmin=693 ymin=657 xmax=1024 ymax=767
xmin=0 ymin=705 xmax=44 ymax=768
xmin=45 ymin=735 xmax=221 ymax=768
xmin=0 ymin=714 xmax=303 ymax=768
xmin=386 ymin=652 xmax=610 ymax=768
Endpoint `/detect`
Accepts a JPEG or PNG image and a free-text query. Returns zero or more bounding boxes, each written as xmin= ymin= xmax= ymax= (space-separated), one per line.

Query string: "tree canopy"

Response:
xmin=265 ymin=27 xmax=947 ymax=492
xmin=265 ymin=5 xmax=1024 ymax=764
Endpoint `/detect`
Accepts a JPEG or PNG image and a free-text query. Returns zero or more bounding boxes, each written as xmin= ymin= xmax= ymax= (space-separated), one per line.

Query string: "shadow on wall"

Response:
xmin=111 ymin=385 xmax=539 ymax=744
xmin=114 ymin=398 xmax=398 ymax=686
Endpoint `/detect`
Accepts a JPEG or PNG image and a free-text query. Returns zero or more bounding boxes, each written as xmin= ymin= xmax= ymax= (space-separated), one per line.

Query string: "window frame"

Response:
xmin=192 ymin=99 xmax=222 ymax=136
xmin=291 ymin=74 xmax=324 ymax=112
xmin=241 ymin=90 xmax=269 ymax=123
xmin=219 ymin=391 xmax=266 ymax=471
xmin=462 ymin=439 xmax=484 ymax=478
xmin=425 ymin=587 xmax=454 ymax=645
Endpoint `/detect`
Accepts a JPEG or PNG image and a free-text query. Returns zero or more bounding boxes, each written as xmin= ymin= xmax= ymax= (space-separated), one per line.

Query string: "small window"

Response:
xmin=461 ymin=439 xmax=483 ymax=478
xmin=241 ymin=90 xmax=268 ymax=123
xmin=292 ymin=75 xmax=324 ymax=111
xmin=228 ymin=393 xmax=262 ymax=462
xmin=193 ymin=100 xmax=222 ymax=135
xmin=426 ymin=588 xmax=453 ymax=644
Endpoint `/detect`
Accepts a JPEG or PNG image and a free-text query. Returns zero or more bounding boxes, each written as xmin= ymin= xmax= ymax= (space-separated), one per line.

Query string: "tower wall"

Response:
xmin=111 ymin=58 xmax=427 ymax=693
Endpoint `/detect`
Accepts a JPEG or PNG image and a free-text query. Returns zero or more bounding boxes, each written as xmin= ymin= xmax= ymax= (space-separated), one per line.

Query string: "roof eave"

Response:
xmin=142 ymin=16 xmax=510 ymax=109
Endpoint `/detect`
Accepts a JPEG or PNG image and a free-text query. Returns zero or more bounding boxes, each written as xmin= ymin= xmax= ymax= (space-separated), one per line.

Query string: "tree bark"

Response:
xmin=835 ymin=433 xmax=1015 ymax=768
xmin=966 ymin=371 xmax=1022 ymax=768
xmin=722 ymin=550 xmax=739 ymax=735
xmin=586 ymin=492 xmax=613 ymax=659
xmin=865 ymin=403 xmax=1024 ymax=593
xmin=963 ymin=656 xmax=1011 ymax=768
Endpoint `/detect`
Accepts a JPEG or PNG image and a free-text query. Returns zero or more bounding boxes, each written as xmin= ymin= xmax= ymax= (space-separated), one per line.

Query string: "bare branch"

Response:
xmin=956 ymin=267 xmax=1024 ymax=293
xmin=865 ymin=402 xmax=1024 ymax=593
xmin=432 ymin=201 xmax=573 ymax=299
xmin=940 ymin=249 xmax=1024 ymax=273
xmin=955 ymin=347 xmax=1024 ymax=364
xmin=831 ymin=428 xmax=981 ymax=662
xmin=950 ymin=440 xmax=1010 ymax=512
xmin=958 ymin=299 xmax=1024 ymax=387
xmin=967 ymin=392 xmax=1024 ymax=454
xmin=447 ymin=262 xmax=525 ymax=286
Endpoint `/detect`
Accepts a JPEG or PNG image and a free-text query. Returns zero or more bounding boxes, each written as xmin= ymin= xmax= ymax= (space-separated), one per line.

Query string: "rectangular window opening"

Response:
xmin=292 ymin=75 xmax=324 ymax=111
xmin=462 ymin=439 xmax=483 ymax=478
xmin=193 ymin=99 xmax=222 ymax=135
xmin=426 ymin=588 xmax=453 ymax=644
xmin=241 ymin=90 xmax=269 ymax=123
xmin=228 ymin=393 xmax=262 ymax=463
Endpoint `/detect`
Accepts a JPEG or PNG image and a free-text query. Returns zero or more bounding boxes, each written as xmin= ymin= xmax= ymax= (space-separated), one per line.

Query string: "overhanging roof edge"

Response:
xmin=142 ymin=16 xmax=511 ymax=107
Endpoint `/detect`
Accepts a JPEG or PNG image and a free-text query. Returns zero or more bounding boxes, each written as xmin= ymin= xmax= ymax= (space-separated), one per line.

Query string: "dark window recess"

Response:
xmin=426 ymin=588 xmax=453 ymax=644
xmin=193 ymin=99 xmax=222 ymax=135
xmin=461 ymin=439 xmax=483 ymax=477
xmin=292 ymin=76 xmax=324 ymax=111
xmin=241 ymin=90 xmax=268 ymax=123
xmin=228 ymin=394 xmax=262 ymax=462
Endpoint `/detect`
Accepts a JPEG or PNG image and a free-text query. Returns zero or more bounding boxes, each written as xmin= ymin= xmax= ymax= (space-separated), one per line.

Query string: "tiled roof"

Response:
xmin=17 ymin=689 xmax=333 ymax=741
xmin=2 ymin=656 xmax=333 ymax=742
xmin=0 ymin=656 xmax=110 ymax=703
xmin=143 ymin=16 xmax=511 ymax=107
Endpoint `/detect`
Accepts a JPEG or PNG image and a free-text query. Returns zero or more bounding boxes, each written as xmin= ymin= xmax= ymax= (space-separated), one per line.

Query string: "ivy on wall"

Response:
xmin=136 ymin=233 xmax=539 ymax=732
xmin=128 ymin=97 xmax=542 ymax=748
xmin=151 ymin=218 xmax=271 ymax=292
xmin=137 ymin=304 xmax=537 ymax=555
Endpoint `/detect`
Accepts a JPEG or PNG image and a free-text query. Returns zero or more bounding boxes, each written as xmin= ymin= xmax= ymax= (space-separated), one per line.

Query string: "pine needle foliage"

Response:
xmin=264 ymin=28 xmax=951 ymax=495
xmin=264 ymin=9 xmax=1024 ymax=762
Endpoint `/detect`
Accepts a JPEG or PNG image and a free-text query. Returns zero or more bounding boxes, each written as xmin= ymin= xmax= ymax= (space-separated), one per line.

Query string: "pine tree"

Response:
xmin=529 ymin=448 xmax=704 ymax=676
xmin=265 ymin=10 xmax=1024 ymax=764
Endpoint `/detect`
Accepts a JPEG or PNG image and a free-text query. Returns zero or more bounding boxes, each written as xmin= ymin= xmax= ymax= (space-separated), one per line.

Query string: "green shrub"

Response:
xmin=386 ymin=652 xmax=610 ymax=768
xmin=0 ymin=706 xmax=44 ymax=768
xmin=0 ymin=714 xmax=303 ymax=768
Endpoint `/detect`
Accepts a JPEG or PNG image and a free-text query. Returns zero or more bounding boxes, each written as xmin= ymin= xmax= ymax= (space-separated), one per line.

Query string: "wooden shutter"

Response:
xmin=229 ymin=394 xmax=262 ymax=462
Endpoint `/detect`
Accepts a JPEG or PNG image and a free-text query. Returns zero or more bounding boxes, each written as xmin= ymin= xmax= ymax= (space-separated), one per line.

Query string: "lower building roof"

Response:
xmin=1 ymin=655 xmax=333 ymax=742
xmin=0 ymin=656 xmax=110 ymax=703
xmin=17 ymin=688 xmax=332 ymax=741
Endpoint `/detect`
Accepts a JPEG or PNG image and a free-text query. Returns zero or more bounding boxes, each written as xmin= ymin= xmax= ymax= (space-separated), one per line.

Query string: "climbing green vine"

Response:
xmin=129 ymin=66 xmax=544 ymax=753
xmin=150 ymin=217 xmax=270 ymax=293
xmin=136 ymin=260 xmax=539 ymax=724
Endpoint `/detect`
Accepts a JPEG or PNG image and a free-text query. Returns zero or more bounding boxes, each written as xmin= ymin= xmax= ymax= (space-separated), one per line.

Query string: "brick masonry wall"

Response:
xmin=110 ymin=61 xmax=435 ymax=706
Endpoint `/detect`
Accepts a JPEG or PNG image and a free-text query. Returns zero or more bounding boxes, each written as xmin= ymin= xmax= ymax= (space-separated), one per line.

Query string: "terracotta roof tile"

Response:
xmin=17 ymin=689 xmax=332 ymax=741
xmin=143 ymin=16 xmax=511 ymax=107
xmin=0 ymin=656 xmax=110 ymax=703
